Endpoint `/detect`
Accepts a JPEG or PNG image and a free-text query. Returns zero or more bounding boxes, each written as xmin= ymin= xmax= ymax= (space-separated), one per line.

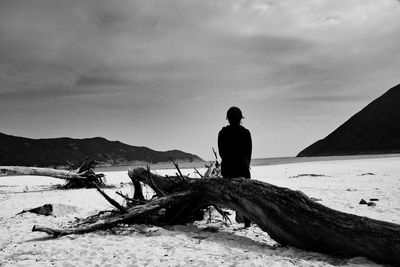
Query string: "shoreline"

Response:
xmin=95 ymin=153 xmax=400 ymax=172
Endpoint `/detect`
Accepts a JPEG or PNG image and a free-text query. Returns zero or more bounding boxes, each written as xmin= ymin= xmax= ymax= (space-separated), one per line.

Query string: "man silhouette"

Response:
xmin=218 ymin=107 xmax=252 ymax=227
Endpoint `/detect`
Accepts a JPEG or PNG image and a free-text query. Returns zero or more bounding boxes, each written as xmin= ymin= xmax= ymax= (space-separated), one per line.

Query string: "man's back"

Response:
xmin=218 ymin=106 xmax=253 ymax=227
xmin=218 ymin=124 xmax=252 ymax=178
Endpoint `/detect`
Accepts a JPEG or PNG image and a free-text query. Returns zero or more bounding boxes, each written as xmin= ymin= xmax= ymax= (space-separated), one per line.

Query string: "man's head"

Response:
xmin=226 ymin=106 xmax=243 ymax=125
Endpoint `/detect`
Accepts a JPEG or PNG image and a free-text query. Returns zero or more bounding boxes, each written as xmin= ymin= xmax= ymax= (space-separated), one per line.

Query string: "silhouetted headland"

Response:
xmin=298 ymin=83 xmax=400 ymax=157
xmin=0 ymin=132 xmax=203 ymax=168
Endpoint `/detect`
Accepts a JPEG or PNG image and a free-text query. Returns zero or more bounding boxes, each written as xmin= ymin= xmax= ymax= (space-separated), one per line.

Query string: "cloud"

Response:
xmin=1 ymin=0 xmax=400 ymax=158
xmin=290 ymin=93 xmax=368 ymax=103
xmin=1 ymin=0 xmax=399 ymax=102
xmin=75 ymin=75 xmax=133 ymax=87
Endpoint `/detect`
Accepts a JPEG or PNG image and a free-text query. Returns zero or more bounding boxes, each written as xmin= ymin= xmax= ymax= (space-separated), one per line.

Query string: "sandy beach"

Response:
xmin=1 ymin=156 xmax=399 ymax=266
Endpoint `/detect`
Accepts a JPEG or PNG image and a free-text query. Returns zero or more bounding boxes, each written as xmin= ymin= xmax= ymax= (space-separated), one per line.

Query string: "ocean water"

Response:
xmin=95 ymin=153 xmax=400 ymax=172
xmin=251 ymin=153 xmax=400 ymax=166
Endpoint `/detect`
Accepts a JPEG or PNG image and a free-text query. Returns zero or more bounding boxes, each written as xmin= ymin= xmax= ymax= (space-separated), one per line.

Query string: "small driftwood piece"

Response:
xmin=17 ymin=204 xmax=53 ymax=216
xmin=146 ymin=166 xmax=166 ymax=197
xmin=93 ymin=184 xmax=127 ymax=213
xmin=193 ymin=167 xmax=203 ymax=178
xmin=116 ymin=191 xmax=146 ymax=205
xmin=212 ymin=147 xmax=220 ymax=169
xmin=203 ymin=162 xmax=216 ymax=178
xmin=127 ymin=168 xmax=145 ymax=200
xmin=171 ymin=159 xmax=185 ymax=181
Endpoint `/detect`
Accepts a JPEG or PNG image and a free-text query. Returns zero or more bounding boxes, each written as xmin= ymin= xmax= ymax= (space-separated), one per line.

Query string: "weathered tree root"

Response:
xmin=32 ymin=191 xmax=193 ymax=236
xmin=33 ymin=168 xmax=400 ymax=265
xmin=63 ymin=158 xmax=106 ymax=188
xmin=131 ymin=169 xmax=400 ymax=265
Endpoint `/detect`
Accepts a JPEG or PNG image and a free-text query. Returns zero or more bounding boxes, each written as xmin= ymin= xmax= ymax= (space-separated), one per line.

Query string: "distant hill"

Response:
xmin=298 ymin=83 xmax=400 ymax=157
xmin=0 ymin=132 xmax=203 ymax=167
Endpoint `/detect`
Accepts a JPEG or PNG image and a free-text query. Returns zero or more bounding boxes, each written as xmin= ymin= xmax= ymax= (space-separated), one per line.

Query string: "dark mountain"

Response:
xmin=0 ymin=132 xmax=203 ymax=167
xmin=298 ymin=83 xmax=400 ymax=157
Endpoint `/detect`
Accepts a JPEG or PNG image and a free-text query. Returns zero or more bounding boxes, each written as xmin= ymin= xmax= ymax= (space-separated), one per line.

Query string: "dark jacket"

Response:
xmin=218 ymin=125 xmax=252 ymax=178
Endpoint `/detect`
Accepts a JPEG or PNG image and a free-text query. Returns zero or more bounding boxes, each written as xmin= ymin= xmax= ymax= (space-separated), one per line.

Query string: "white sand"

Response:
xmin=1 ymin=157 xmax=399 ymax=266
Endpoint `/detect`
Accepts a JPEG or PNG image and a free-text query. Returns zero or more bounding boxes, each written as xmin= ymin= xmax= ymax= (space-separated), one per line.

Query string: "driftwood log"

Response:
xmin=32 ymin=168 xmax=400 ymax=265
xmin=0 ymin=158 xmax=105 ymax=188
xmin=0 ymin=166 xmax=90 ymax=180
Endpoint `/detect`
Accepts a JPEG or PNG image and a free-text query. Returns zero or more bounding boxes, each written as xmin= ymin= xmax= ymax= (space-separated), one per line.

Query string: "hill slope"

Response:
xmin=298 ymin=83 xmax=400 ymax=157
xmin=0 ymin=133 xmax=203 ymax=167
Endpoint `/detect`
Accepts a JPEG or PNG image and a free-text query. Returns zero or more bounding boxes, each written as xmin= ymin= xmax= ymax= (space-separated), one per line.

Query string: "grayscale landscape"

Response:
xmin=1 ymin=1 xmax=399 ymax=266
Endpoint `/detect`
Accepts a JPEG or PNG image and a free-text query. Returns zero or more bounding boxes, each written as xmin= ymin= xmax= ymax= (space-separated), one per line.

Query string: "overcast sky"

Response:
xmin=1 ymin=0 xmax=400 ymax=160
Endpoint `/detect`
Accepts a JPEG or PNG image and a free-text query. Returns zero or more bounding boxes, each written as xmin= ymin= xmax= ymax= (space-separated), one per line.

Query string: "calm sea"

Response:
xmin=95 ymin=153 xmax=400 ymax=172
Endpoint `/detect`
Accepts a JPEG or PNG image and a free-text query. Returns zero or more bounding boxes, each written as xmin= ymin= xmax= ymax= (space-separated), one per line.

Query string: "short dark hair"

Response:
xmin=227 ymin=107 xmax=243 ymax=125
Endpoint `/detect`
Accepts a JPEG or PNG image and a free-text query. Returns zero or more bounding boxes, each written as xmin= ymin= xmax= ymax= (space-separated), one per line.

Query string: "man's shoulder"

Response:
xmin=220 ymin=125 xmax=250 ymax=133
xmin=238 ymin=125 xmax=250 ymax=133
xmin=219 ymin=125 xmax=232 ymax=132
